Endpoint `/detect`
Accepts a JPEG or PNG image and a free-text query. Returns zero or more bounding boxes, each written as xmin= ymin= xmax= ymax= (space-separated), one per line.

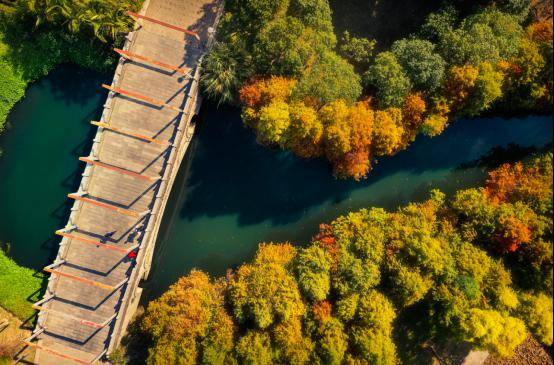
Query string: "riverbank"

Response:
xmin=144 ymin=104 xmax=553 ymax=300
xmin=0 ymin=251 xmax=43 ymax=320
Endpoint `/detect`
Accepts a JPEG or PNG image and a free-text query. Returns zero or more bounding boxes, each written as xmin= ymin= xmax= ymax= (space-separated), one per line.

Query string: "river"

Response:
xmin=0 ymin=67 xmax=552 ymax=300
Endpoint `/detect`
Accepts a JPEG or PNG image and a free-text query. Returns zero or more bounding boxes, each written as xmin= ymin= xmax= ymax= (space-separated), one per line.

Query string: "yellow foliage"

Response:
xmin=289 ymin=102 xmax=324 ymax=158
xmin=463 ymin=309 xmax=526 ymax=358
xmin=445 ymin=64 xmax=479 ymax=108
xmin=255 ymin=242 xmax=296 ymax=266
xmin=372 ymin=108 xmax=404 ymax=156
xmin=257 ymin=101 xmax=291 ymax=145
xmin=497 ymin=287 xmax=519 ymax=310
xmin=321 ymin=100 xmax=352 ymax=160
xmin=422 ymin=114 xmax=448 ymax=137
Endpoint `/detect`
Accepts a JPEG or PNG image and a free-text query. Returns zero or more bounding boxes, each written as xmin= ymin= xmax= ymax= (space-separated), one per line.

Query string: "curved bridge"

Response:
xmin=25 ymin=0 xmax=223 ymax=363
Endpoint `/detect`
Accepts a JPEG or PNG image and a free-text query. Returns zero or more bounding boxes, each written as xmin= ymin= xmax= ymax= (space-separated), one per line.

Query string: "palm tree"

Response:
xmin=201 ymin=42 xmax=243 ymax=106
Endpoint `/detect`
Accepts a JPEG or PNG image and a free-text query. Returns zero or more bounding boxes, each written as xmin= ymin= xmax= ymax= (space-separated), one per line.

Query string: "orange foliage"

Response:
xmin=493 ymin=216 xmax=533 ymax=253
xmin=240 ymin=82 xmax=264 ymax=108
xmin=334 ymin=149 xmax=371 ymax=181
xmin=402 ymin=93 xmax=426 ymax=129
xmin=239 ymin=76 xmax=296 ymax=107
xmin=312 ymin=301 xmax=332 ymax=323
xmin=526 ymin=20 xmax=553 ymax=44
xmin=530 ymin=0 xmax=553 ymax=22
xmin=349 ymin=101 xmax=374 ymax=151
xmin=444 ymin=65 xmax=479 ymax=110
xmin=485 ymin=162 xmax=551 ymax=205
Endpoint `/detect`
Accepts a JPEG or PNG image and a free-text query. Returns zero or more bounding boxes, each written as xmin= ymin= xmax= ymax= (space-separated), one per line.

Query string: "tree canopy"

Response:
xmin=141 ymin=154 xmax=553 ymax=364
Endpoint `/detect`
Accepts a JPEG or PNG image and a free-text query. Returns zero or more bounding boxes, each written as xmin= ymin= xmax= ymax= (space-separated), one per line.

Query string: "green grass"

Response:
xmin=0 ymin=250 xmax=44 ymax=320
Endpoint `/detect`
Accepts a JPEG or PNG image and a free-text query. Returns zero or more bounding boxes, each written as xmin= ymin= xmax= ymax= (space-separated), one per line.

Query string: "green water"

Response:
xmin=0 ymin=66 xmax=107 ymax=268
xmin=0 ymin=67 xmax=552 ymax=301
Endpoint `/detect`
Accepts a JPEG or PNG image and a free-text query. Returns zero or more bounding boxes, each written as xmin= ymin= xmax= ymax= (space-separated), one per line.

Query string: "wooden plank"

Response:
xmin=24 ymin=342 xmax=92 ymax=365
xmin=43 ymin=267 xmax=116 ymax=291
xmin=33 ymin=305 xmax=105 ymax=329
xmin=68 ymin=194 xmax=143 ymax=218
xmin=79 ymin=156 xmax=161 ymax=181
xmin=127 ymin=11 xmax=200 ymax=39
xmin=102 ymin=84 xmax=184 ymax=113
xmin=91 ymin=121 xmax=171 ymax=146
xmin=56 ymin=231 xmax=138 ymax=253
xmin=114 ymin=48 xmax=190 ymax=75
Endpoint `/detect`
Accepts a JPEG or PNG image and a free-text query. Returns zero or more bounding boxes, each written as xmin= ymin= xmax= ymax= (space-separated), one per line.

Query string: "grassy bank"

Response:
xmin=0 ymin=0 xmax=143 ymax=133
xmin=0 ymin=28 xmax=115 ymax=133
xmin=0 ymin=250 xmax=43 ymax=320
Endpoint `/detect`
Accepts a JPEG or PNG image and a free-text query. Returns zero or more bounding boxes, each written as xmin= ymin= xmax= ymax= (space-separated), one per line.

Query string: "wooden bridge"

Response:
xmin=24 ymin=0 xmax=223 ymax=363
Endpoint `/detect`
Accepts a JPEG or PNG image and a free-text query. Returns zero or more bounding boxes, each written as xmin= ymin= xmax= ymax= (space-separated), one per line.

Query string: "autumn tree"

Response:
xmin=518 ymin=292 xmax=553 ymax=346
xmin=142 ymin=271 xmax=234 ymax=365
xmin=229 ymin=243 xmax=305 ymax=328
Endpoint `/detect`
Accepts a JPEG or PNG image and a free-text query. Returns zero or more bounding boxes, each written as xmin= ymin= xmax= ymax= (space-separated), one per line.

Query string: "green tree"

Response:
xmin=202 ymin=42 xmax=249 ymax=106
xmin=229 ymin=244 xmax=305 ymax=328
xmin=288 ymin=0 xmax=336 ymax=47
xmin=235 ymin=331 xmax=274 ymax=365
xmin=391 ymin=38 xmax=446 ymax=91
xmin=339 ymin=31 xmax=376 ymax=68
xmin=225 ymin=0 xmax=289 ymax=31
xmin=293 ymin=50 xmax=362 ymax=105
xmin=253 ymin=16 xmax=313 ymax=76
xmin=466 ymin=62 xmax=504 ymax=115
xmin=437 ymin=9 xmax=523 ymax=65
xmin=295 ymin=245 xmax=332 ymax=301
xmin=365 ymin=52 xmax=411 ymax=107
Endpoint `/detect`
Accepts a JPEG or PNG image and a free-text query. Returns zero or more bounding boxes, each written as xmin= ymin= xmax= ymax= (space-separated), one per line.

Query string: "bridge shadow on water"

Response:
xmin=178 ymin=104 xmax=553 ymax=228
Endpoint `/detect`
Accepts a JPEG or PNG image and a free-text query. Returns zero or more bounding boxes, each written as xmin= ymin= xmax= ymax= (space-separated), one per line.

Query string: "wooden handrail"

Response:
xmin=68 ymin=194 xmax=143 ymax=218
xmin=102 ymin=84 xmax=184 ymax=113
xmin=126 ymin=11 xmax=200 ymax=40
xmin=24 ymin=341 xmax=92 ymax=365
xmin=55 ymin=231 xmax=138 ymax=253
xmin=79 ymin=157 xmax=161 ymax=181
xmin=44 ymin=267 xmax=116 ymax=291
xmin=114 ymin=48 xmax=190 ymax=75
xmin=91 ymin=121 xmax=170 ymax=146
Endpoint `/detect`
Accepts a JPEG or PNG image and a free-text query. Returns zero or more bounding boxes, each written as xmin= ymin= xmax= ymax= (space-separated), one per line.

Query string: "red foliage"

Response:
xmin=314 ymin=224 xmax=340 ymax=268
xmin=239 ymin=82 xmax=263 ymax=108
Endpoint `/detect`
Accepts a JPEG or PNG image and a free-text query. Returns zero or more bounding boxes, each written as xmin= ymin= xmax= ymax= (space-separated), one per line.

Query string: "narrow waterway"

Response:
xmin=0 ymin=67 xmax=552 ymax=301
xmin=0 ymin=66 xmax=107 ymax=269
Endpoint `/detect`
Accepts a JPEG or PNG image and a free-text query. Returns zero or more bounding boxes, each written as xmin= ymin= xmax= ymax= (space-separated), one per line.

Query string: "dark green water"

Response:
xmin=0 ymin=66 xmax=107 ymax=268
xmin=0 ymin=68 xmax=552 ymax=301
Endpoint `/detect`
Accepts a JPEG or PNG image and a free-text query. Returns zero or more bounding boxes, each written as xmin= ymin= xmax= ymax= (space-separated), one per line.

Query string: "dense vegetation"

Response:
xmin=202 ymin=0 xmax=553 ymax=179
xmin=138 ymin=153 xmax=553 ymax=364
xmin=0 ymin=250 xmax=43 ymax=320
xmin=0 ymin=0 xmax=141 ymax=132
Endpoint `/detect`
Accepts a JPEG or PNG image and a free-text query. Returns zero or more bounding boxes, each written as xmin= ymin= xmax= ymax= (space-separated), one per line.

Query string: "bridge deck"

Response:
xmin=31 ymin=0 xmax=221 ymax=363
